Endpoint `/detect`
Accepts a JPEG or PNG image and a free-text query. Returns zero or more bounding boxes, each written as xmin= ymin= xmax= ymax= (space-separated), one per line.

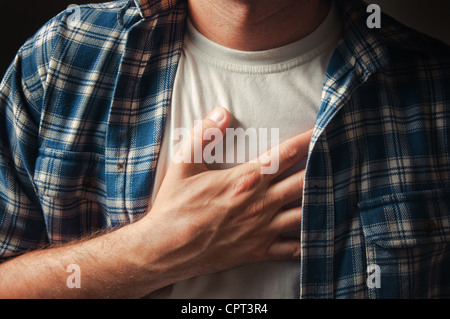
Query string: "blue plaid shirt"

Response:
xmin=1 ymin=0 xmax=450 ymax=298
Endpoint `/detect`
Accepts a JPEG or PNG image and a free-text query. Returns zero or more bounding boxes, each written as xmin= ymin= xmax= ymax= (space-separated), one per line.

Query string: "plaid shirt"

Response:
xmin=1 ymin=0 xmax=449 ymax=298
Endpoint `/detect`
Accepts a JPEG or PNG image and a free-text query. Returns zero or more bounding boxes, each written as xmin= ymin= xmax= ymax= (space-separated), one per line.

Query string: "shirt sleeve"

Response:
xmin=0 ymin=17 xmax=60 ymax=262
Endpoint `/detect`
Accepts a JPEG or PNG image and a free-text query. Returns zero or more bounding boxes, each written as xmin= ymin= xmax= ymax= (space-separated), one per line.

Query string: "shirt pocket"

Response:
xmin=358 ymin=189 xmax=450 ymax=299
xmin=33 ymin=150 xmax=107 ymax=243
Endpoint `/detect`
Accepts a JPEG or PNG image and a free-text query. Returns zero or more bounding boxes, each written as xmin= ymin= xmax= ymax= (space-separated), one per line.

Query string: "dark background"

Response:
xmin=0 ymin=0 xmax=449 ymax=79
xmin=0 ymin=0 xmax=107 ymax=78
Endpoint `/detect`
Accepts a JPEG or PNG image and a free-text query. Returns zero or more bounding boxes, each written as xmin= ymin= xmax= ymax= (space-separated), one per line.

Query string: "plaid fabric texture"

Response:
xmin=0 ymin=0 xmax=449 ymax=298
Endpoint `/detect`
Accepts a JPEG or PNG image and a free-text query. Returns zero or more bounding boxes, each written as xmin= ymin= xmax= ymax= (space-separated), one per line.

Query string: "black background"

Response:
xmin=0 ymin=0 xmax=107 ymax=78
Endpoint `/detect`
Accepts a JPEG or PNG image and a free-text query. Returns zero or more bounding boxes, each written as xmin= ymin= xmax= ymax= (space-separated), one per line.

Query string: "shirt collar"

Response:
xmin=133 ymin=0 xmax=183 ymax=19
xmin=336 ymin=0 xmax=431 ymax=81
xmin=311 ymin=0 xmax=393 ymax=145
xmin=335 ymin=0 xmax=391 ymax=82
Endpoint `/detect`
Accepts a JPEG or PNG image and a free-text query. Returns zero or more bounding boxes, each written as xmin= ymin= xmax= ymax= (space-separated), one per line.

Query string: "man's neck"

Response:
xmin=187 ymin=0 xmax=332 ymax=51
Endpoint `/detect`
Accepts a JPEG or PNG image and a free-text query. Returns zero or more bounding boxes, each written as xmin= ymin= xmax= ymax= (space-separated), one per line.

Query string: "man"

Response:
xmin=0 ymin=0 xmax=449 ymax=299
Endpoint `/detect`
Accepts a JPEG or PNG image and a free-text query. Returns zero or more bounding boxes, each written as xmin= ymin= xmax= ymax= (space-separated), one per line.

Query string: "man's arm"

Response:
xmin=0 ymin=107 xmax=311 ymax=298
xmin=0 ymin=222 xmax=162 ymax=299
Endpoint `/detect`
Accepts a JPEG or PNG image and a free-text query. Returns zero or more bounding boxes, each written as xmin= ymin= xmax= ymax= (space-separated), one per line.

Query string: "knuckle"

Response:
xmin=193 ymin=124 xmax=205 ymax=139
xmin=280 ymin=145 xmax=300 ymax=166
xmin=193 ymin=120 xmax=215 ymax=140
xmin=246 ymin=196 xmax=270 ymax=218
xmin=231 ymin=166 xmax=262 ymax=196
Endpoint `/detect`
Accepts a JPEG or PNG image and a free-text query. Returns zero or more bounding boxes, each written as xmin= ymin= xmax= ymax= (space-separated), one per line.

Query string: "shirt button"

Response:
xmin=117 ymin=163 xmax=124 ymax=170
xmin=423 ymin=220 xmax=437 ymax=233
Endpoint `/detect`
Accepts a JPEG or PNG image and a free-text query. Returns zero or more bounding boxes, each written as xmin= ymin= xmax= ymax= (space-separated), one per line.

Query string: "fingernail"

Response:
xmin=208 ymin=107 xmax=225 ymax=123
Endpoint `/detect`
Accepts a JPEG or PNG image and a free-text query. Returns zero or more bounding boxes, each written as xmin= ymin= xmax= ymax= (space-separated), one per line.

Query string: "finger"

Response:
xmin=268 ymin=206 xmax=302 ymax=236
xmin=173 ymin=107 xmax=230 ymax=176
xmin=266 ymin=170 xmax=306 ymax=209
xmin=250 ymin=129 xmax=313 ymax=178
xmin=265 ymin=238 xmax=301 ymax=261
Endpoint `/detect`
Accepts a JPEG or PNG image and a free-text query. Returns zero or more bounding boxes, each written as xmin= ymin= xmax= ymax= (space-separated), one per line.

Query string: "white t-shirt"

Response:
xmin=149 ymin=2 xmax=342 ymax=298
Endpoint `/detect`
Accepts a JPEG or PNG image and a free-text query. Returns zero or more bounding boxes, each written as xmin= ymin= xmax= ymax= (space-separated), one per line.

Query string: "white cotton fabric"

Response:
xmin=150 ymin=2 xmax=341 ymax=298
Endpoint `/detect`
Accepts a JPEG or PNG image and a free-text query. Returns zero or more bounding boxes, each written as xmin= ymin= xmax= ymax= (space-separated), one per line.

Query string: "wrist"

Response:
xmin=132 ymin=213 xmax=201 ymax=292
xmin=128 ymin=215 xmax=184 ymax=293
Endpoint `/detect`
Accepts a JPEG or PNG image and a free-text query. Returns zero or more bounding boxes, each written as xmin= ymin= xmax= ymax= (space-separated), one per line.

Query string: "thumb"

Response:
xmin=174 ymin=107 xmax=230 ymax=176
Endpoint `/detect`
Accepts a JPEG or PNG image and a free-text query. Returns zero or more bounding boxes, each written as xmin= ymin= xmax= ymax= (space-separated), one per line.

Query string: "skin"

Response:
xmin=0 ymin=107 xmax=311 ymax=298
xmin=0 ymin=0 xmax=329 ymax=298
xmin=188 ymin=0 xmax=331 ymax=51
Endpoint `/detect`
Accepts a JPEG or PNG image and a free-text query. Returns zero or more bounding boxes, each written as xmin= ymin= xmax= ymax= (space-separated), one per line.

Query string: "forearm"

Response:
xmin=0 ymin=220 xmax=176 ymax=299
xmin=0 ymin=108 xmax=309 ymax=299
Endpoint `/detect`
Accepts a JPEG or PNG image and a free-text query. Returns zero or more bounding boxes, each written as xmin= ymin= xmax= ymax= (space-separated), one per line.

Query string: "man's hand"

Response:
xmin=0 ymin=107 xmax=312 ymax=298
xmin=141 ymin=107 xmax=312 ymax=282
